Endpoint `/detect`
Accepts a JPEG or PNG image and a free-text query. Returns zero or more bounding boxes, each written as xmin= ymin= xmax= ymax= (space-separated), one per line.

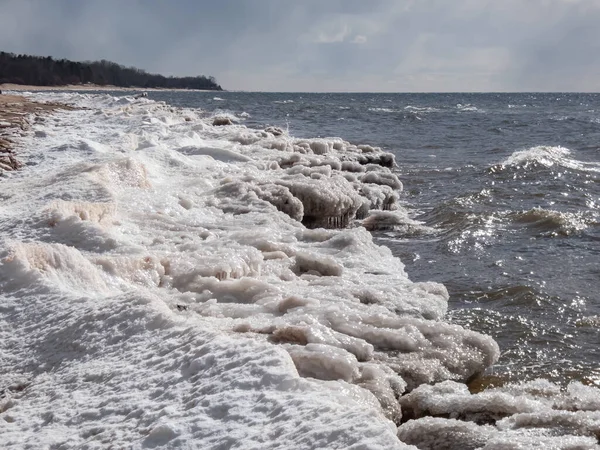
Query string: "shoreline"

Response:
xmin=1 ymin=83 xmax=218 ymax=92
xmin=0 ymin=93 xmax=73 ymax=172
xmin=3 ymin=90 xmax=599 ymax=448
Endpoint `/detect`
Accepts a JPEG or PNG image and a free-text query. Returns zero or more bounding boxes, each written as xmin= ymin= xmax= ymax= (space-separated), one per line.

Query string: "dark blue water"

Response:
xmin=150 ymin=91 xmax=600 ymax=386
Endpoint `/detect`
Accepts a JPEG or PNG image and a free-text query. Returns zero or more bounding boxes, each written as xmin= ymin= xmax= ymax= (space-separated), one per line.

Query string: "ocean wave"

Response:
xmin=404 ymin=105 xmax=440 ymax=113
xmin=368 ymin=107 xmax=398 ymax=113
xmin=456 ymin=103 xmax=480 ymax=112
xmin=510 ymin=207 xmax=596 ymax=236
xmin=490 ymin=145 xmax=600 ymax=173
xmin=576 ymin=315 xmax=600 ymax=327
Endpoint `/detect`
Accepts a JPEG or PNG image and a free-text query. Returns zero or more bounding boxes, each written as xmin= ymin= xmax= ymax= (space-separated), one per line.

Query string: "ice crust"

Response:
xmin=398 ymin=380 xmax=600 ymax=449
xmin=0 ymin=92 xmax=597 ymax=449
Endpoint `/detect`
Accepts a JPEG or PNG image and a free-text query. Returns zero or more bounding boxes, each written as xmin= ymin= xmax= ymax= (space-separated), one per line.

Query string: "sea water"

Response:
xmin=0 ymin=90 xmax=599 ymax=449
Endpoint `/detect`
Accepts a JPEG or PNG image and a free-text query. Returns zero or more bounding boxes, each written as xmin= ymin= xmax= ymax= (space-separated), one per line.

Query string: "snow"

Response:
xmin=1 ymin=91 xmax=598 ymax=449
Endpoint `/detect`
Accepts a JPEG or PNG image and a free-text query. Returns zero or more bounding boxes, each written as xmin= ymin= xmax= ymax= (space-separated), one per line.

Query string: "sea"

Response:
xmin=2 ymin=89 xmax=600 ymax=449
xmin=154 ymin=91 xmax=600 ymax=386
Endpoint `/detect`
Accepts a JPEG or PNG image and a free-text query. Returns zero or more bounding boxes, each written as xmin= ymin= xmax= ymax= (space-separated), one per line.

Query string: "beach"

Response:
xmin=0 ymin=93 xmax=73 ymax=171
xmin=1 ymin=90 xmax=600 ymax=449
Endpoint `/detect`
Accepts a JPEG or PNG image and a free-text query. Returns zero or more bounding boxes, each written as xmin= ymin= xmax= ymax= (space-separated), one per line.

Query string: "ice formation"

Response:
xmin=1 ymin=92 xmax=599 ymax=449
xmin=397 ymin=380 xmax=600 ymax=449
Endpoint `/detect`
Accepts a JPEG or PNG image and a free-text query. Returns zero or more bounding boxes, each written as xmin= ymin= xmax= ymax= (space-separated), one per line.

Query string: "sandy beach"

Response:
xmin=0 ymin=93 xmax=73 ymax=171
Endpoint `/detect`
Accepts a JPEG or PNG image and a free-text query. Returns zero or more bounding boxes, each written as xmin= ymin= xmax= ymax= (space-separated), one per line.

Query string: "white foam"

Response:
xmin=497 ymin=145 xmax=600 ymax=173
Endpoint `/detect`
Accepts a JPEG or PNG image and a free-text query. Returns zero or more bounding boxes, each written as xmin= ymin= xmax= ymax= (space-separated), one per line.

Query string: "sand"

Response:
xmin=0 ymin=93 xmax=73 ymax=172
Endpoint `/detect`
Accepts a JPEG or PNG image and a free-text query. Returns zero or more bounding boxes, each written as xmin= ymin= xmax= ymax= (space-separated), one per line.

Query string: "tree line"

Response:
xmin=0 ymin=51 xmax=223 ymax=90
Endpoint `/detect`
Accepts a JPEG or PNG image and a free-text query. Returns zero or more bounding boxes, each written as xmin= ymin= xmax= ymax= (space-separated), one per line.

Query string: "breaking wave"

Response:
xmin=491 ymin=145 xmax=600 ymax=173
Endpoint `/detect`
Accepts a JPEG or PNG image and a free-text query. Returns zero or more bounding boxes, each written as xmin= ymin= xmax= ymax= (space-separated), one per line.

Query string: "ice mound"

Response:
xmin=287 ymin=343 xmax=361 ymax=381
xmin=400 ymin=380 xmax=544 ymax=423
xmin=397 ymin=416 xmax=600 ymax=449
xmin=215 ymin=178 xmax=304 ymax=221
xmin=94 ymin=254 xmax=167 ymax=288
xmin=294 ymin=251 xmax=343 ymax=276
xmin=325 ymin=313 xmax=499 ymax=391
xmin=398 ymin=417 xmax=494 ymax=449
xmin=397 ymin=379 xmax=600 ymax=448
xmin=88 ymin=157 xmax=151 ymax=189
xmin=176 ymin=144 xmax=252 ymax=162
xmin=277 ymin=174 xmax=363 ymax=228
xmin=168 ymin=242 xmax=264 ymax=287
xmin=0 ymin=241 xmax=111 ymax=294
xmin=208 ymin=126 xmax=402 ymax=228
xmin=361 ymin=170 xmax=403 ymax=190
xmin=39 ymin=200 xmax=119 ymax=251
xmin=45 ymin=200 xmax=116 ymax=225
xmin=0 ymin=284 xmax=409 ymax=449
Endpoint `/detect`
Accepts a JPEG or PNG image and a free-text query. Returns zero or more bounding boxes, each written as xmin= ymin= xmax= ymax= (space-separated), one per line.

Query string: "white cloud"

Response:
xmin=314 ymin=24 xmax=352 ymax=44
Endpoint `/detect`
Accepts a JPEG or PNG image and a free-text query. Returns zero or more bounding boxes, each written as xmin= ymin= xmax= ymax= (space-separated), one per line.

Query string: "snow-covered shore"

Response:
xmin=1 ymin=92 xmax=599 ymax=449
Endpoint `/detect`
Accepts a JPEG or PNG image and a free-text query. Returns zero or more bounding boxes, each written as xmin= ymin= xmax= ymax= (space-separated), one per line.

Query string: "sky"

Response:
xmin=1 ymin=0 xmax=600 ymax=92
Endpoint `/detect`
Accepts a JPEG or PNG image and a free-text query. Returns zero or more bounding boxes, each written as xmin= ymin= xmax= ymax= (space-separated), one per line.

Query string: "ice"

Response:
xmin=294 ymin=251 xmax=344 ymax=276
xmin=176 ymin=144 xmax=252 ymax=162
xmin=287 ymin=343 xmax=361 ymax=381
xmin=398 ymin=417 xmax=495 ymax=449
xmin=399 ymin=380 xmax=544 ymax=422
xmin=0 ymin=241 xmax=112 ymax=295
xmin=361 ymin=210 xmax=433 ymax=236
xmin=397 ymin=416 xmax=600 ymax=449
xmin=361 ymin=170 xmax=403 ymax=190
xmin=3 ymin=91 xmax=596 ymax=449
xmin=397 ymin=379 xmax=600 ymax=448
xmin=277 ymin=173 xmax=363 ymax=228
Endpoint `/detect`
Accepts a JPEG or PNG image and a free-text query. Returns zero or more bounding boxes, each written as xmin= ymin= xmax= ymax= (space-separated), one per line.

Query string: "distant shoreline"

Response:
xmin=0 ymin=83 xmax=215 ymax=92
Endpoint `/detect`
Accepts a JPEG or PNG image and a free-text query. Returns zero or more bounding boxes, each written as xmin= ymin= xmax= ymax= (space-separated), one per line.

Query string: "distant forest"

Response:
xmin=0 ymin=51 xmax=222 ymax=90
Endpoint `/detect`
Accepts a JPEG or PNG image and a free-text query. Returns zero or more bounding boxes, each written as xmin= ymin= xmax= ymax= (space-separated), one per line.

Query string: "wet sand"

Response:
xmin=0 ymin=93 xmax=73 ymax=172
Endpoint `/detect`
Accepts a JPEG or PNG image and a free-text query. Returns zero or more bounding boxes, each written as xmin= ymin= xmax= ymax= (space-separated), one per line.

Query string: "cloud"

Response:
xmin=315 ymin=25 xmax=351 ymax=44
xmin=1 ymin=0 xmax=600 ymax=91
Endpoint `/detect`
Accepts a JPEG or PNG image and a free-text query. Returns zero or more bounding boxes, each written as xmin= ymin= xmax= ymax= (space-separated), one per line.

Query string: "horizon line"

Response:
xmin=221 ymin=90 xmax=600 ymax=94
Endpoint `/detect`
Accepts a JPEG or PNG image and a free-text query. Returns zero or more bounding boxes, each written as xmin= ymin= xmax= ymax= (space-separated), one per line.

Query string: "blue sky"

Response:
xmin=1 ymin=0 xmax=599 ymax=92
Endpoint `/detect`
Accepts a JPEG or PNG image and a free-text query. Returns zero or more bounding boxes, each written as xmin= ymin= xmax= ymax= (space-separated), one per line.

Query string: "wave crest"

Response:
xmin=491 ymin=146 xmax=600 ymax=173
xmin=511 ymin=207 xmax=595 ymax=236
